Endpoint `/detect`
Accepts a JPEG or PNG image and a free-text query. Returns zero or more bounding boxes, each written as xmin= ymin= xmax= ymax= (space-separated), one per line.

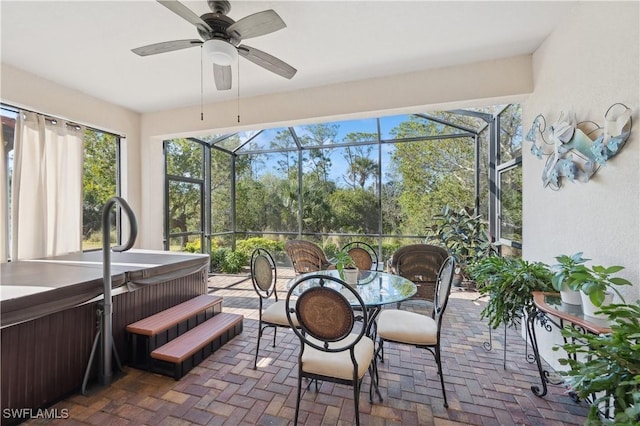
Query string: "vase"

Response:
xmin=560 ymin=286 xmax=582 ymax=305
xmin=580 ymin=291 xmax=613 ymax=319
xmin=343 ymin=268 xmax=359 ymax=286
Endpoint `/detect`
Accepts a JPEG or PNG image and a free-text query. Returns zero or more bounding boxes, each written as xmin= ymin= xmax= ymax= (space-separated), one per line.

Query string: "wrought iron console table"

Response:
xmin=526 ymin=291 xmax=611 ymax=398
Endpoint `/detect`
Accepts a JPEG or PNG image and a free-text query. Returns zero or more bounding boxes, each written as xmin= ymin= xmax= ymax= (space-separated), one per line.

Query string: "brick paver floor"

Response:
xmin=33 ymin=268 xmax=590 ymax=425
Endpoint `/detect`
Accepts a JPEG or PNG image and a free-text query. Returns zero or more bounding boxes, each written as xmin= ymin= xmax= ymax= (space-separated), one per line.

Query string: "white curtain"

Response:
xmin=11 ymin=111 xmax=85 ymax=260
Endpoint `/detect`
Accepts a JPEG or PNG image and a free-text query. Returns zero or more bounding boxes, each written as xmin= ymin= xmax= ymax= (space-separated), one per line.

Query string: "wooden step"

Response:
xmin=126 ymin=294 xmax=223 ymax=336
xmin=126 ymin=294 xmax=223 ymax=369
xmin=150 ymin=313 xmax=244 ymax=379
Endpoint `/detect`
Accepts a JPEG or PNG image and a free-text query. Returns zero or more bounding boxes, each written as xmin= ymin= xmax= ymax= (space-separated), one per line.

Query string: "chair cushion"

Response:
xmin=263 ymin=300 xmax=299 ymax=327
xmin=301 ymin=334 xmax=374 ymax=381
xmin=377 ymin=309 xmax=437 ymax=345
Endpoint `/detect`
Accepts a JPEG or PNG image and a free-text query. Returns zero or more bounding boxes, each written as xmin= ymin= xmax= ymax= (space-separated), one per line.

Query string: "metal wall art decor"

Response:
xmin=525 ymin=103 xmax=632 ymax=190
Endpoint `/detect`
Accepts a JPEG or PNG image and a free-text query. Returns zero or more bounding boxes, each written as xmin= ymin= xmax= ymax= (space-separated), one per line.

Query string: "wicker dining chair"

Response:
xmin=250 ymin=248 xmax=298 ymax=370
xmin=376 ymin=256 xmax=455 ymax=407
xmin=285 ymin=274 xmax=377 ymax=426
xmin=388 ymin=244 xmax=449 ymax=307
xmin=284 ymin=239 xmax=334 ymax=274
xmin=342 ymin=241 xmax=379 ymax=271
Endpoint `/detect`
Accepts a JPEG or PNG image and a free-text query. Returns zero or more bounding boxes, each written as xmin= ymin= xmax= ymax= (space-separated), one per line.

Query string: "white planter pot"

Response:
xmin=580 ymin=291 xmax=613 ymax=319
xmin=343 ymin=268 xmax=359 ymax=286
xmin=560 ymin=287 xmax=582 ymax=305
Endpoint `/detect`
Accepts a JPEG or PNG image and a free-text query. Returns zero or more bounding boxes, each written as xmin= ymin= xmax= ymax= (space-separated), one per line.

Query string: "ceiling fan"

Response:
xmin=132 ymin=0 xmax=297 ymax=90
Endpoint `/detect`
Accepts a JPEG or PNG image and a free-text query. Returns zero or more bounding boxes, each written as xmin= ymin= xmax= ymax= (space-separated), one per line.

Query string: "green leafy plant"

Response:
xmin=210 ymin=248 xmax=248 ymax=274
xmin=551 ymin=253 xmax=631 ymax=306
xmin=426 ymin=206 xmax=496 ymax=280
xmin=555 ymin=302 xmax=640 ymax=425
xmin=550 ymin=252 xmax=589 ymax=292
xmin=469 ymin=256 xmax=553 ymax=329
xmin=333 ymin=249 xmax=356 ymax=280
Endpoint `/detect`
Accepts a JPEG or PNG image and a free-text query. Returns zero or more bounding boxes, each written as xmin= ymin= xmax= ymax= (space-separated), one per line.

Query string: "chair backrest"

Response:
xmin=250 ymin=248 xmax=277 ymax=300
xmin=433 ymin=256 xmax=456 ymax=325
xmin=390 ymin=244 xmax=448 ymax=301
xmin=285 ymin=240 xmax=332 ymax=274
xmin=342 ymin=241 xmax=378 ymax=271
xmin=286 ymin=274 xmax=367 ymax=353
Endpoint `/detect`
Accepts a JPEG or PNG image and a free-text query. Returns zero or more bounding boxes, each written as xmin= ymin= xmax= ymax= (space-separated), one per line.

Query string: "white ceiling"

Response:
xmin=1 ymin=1 xmax=577 ymax=114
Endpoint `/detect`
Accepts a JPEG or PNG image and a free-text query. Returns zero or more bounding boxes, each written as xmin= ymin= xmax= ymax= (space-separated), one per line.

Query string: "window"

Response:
xmin=496 ymin=104 xmax=523 ymax=256
xmin=1 ymin=105 xmax=120 ymax=259
xmin=82 ymin=130 xmax=120 ymax=250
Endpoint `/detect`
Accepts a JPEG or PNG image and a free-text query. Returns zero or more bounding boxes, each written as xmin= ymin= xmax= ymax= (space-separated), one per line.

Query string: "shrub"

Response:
xmin=184 ymin=239 xmax=201 ymax=253
xmin=236 ymin=237 xmax=284 ymax=258
xmin=210 ymin=248 xmax=249 ymax=274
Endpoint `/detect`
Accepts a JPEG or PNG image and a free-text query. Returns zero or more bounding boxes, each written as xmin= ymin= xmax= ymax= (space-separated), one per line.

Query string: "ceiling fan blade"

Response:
xmin=132 ymin=39 xmax=202 ymax=56
xmin=157 ymin=0 xmax=213 ymax=33
xmin=213 ymin=64 xmax=232 ymax=90
xmin=226 ymin=10 xmax=286 ymax=40
xmin=238 ymin=44 xmax=297 ymax=79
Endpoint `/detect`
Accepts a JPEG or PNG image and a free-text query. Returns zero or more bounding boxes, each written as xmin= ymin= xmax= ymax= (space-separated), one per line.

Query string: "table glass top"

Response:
xmin=288 ymin=269 xmax=417 ymax=307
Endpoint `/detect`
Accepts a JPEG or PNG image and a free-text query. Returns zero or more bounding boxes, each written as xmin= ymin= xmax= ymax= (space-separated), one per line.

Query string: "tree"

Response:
xmin=83 ymin=130 xmax=117 ymax=244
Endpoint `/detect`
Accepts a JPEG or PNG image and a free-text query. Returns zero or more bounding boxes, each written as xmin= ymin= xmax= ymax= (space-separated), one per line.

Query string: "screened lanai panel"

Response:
xmin=166 ymin=139 xmax=204 ymax=178
xmin=387 ymin=137 xmax=476 ymax=235
xmin=300 ymin=145 xmax=379 ymax=235
xmin=382 ymin=114 xmax=457 ymax=141
xmin=211 ymin=149 xmax=231 ymax=233
xmin=237 ymin=127 xmax=296 ymax=152
xmin=499 ymin=104 xmax=523 ymax=162
xmin=213 ymin=130 xmax=260 ymax=152
xmin=168 ymin=180 xmax=201 ymax=233
xmin=292 ymin=118 xmax=378 ymax=147
xmin=499 ymin=166 xmax=522 ymax=243
xmin=235 ymin=153 xmax=297 ymax=233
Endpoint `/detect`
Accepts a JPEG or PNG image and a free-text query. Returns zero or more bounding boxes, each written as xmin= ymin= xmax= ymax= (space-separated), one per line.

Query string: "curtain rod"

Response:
xmin=1 ymin=103 xmax=126 ymax=139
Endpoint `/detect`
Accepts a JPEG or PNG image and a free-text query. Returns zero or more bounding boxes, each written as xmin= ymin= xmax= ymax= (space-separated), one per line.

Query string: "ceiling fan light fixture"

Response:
xmin=203 ymin=39 xmax=237 ymax=66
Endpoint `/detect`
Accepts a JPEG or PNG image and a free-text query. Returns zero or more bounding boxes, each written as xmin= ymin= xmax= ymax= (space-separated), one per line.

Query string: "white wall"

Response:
xmin=523 ymin=1 xmax=640 ymax=369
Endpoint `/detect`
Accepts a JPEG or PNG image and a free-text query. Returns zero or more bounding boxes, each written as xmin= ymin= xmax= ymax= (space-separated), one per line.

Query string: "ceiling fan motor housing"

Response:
xmin=198 ymin=13 xmax=236 ymax=42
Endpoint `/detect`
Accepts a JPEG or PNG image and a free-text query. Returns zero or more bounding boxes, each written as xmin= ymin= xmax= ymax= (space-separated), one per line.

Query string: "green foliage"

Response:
xmin=470 ymin=256 xmax=553 ymax=329
xmin=210 ymin=248 xmax=248 ymax=274
xmin=329 ymin=188 xmax=378 ymax=234
xmin=235 ymin=237 xmax=284 ymax=258
xmin=550 ymin=252 xmax=590 ymax=291
xmin=82 ymin=130 xmax=117 ymax=243
xmin=556 ymin=303 xmax=640 ymax=425
xmin=333 ymin=249 xmax=356 ymax=279
xmin=427 ymin=206 xmax=495 ymax=277
xmin=551 ymin=253 xmax=631 ymax=306
xmin=184 ymin=239 xmax=201 ymax=253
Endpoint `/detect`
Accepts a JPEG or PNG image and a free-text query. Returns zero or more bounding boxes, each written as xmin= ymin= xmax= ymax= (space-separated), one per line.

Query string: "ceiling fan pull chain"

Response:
xmin=237 ymin=60 xmax=240 ymax=123
xmin=200 ymin=45 xmax=204 ymax=121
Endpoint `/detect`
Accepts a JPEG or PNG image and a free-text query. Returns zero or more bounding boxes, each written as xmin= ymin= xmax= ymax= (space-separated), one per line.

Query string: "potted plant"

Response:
xmin=426 ymin=206 xmax=496 ymax=287
xmin=551 ymin=252 xmax=589 ymax=305
xmin=333 ymin=249 xmax=358 ymax=285
xmin=555 ymin=302 xmax=640 ymax=425
xmin=469 ymin=256 xmax=554 ymax=329
xmin=570 ymin=263 xmax=631 ymax=318
xmin=552 ymin=252 xmax=631 ymax=318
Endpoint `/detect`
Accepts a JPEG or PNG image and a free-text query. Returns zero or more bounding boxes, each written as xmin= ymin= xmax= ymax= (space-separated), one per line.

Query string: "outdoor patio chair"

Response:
xmin=286 ymin=274 xmax=376 ymax=426
xmin=284 ymin=239 xmax=334 ymax=274
xmin=375 ymin=256 xmax=455 ymax=407
xmin=342 ymin=241 xmax=379 ymax=271
xmin=250 ymin=248 xmax=298 ymax=370
xmin=388 ymin=243 xmax=449 ymax=307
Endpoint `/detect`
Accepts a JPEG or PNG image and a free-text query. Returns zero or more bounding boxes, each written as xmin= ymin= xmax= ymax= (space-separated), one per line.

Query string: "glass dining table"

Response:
xmin=287 ymin=269 xmax=417 ymax=336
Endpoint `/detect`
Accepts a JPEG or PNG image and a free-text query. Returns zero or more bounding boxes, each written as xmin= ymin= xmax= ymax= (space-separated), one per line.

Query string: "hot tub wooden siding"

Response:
xmin=1 ymin=254 xmax=208 ymax=423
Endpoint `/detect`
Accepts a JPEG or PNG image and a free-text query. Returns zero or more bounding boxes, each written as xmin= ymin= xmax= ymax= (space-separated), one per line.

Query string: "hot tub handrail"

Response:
xmin=100 ymin=197 xmax=137 ymax=387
